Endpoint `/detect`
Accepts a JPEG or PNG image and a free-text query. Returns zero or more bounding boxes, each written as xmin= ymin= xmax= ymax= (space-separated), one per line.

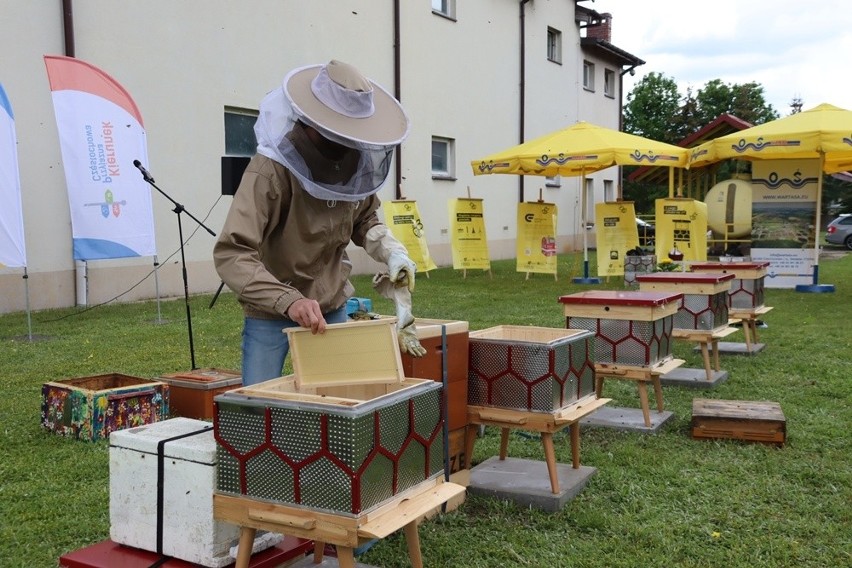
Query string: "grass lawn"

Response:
xmin=1 ymin=252 xmax=850 ymax=567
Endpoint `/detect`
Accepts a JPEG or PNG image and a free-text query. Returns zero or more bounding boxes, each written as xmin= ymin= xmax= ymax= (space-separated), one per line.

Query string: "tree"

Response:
xmin=623 ymin=72 xmax=681 ymax=144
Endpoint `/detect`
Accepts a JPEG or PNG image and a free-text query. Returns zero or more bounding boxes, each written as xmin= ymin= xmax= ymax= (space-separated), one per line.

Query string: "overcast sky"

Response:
xmin=596 ymin=0 xmax=852 ymax=116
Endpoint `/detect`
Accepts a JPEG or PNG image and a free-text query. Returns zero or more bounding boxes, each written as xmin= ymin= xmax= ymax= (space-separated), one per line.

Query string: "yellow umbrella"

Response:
xmin=471 ymin=121 xmax=689 ymax=282
xmin=689 ymin=103 xmax=852 ymax=292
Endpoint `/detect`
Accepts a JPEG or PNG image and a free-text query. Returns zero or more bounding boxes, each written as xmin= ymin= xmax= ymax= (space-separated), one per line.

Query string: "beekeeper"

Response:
xmin=214 ymin=59 xmax=424 ymax=386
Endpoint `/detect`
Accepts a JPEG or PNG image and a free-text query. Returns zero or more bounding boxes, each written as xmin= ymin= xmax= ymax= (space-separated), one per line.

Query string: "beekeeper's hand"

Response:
xmin=398 ymin=320 xmax=427 ymax=357
xmin=388 ymin=251 xmax=416 ymax=292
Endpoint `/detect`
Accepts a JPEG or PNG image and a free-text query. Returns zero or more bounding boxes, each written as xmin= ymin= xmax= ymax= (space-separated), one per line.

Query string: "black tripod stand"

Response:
xmin=134 ymin=160 xmax=215 ymax=370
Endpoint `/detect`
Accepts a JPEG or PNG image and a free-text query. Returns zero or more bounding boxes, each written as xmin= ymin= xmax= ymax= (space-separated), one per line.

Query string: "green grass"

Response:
xmin=1 ymin=252 xmax=850 ymax=567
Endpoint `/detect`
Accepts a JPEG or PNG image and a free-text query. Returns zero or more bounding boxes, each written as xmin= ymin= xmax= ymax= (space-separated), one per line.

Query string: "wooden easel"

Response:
xmin=464 ymin=395 xmax=610 ymax=494
xmin=594 ymin=358 xmax=684 ymax=427
xmin=214 ymin=478 xmax=465 ymax=568
xmin=671 ymin=325 xmax=738 ymax=380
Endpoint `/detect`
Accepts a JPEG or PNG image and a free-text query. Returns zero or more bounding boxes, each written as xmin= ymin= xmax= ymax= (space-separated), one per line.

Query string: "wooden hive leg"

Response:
xmin=313 ymin=541 xmax=325 ymax=563
xmin=595 ymin=374 xmax=605 ymax=398
xmin=700 ymin=341 xmax=713 ymax=381
xmin=652 ymin=377 xmax=664 ymax=413
xmin=336 ymin=546 xmax=356 ymax=568
xmin=541 ymin=432 xmax=560 ymax=494
xmin=463 ymin=424 xmax=478 ymax=470
xmin=499 ymin=427 xmax=510 ymax=460
xmin=711 ymin=339 xmax=721 ymax=371
xmin=637 ymin=381 xmax=652 ymax=427
xmin=570 ymin=422 xmax=580 ymax=469
xmin=235 ymin=527 xmax=257 ymax=568
xmin=741 ymin=317 xmax=753 ymax=351
xmin=404 ymin=520 xmax=424 ymax=568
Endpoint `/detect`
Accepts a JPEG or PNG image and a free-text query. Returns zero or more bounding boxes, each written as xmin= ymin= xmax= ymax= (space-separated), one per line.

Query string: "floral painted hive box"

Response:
xmin=690 ymin=261 xmax=769 ymax=309
xmin=41 ymin=373 xmax=169 ymax=441
xmin=636 ymin=272 xmax=734 ymax=331
xmin=558 ymin=291 xmax=682 ymax=367
xmin=467 ymin=325 xmax=595 ymax=413
xmin=214 ymin=319 xmax=444 ymax=518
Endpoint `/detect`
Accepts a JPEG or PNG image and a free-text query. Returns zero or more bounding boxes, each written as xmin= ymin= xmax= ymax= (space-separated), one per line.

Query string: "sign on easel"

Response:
xmin=516 ymin=201 xmax=558 ymax=278
xmin=383 ymin=199 xmax=437 ymax=273
xmin=449 ymin=197 xmax=490 ymax=273
xmin=595 ymin=201 xmax=639 ymax=277
xmin=655 ymin=198 xmax=708 ymax=262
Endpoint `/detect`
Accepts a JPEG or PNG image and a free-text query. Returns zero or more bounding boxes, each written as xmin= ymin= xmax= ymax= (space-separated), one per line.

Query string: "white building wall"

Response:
xmin=0 ymin=0 xmax=636 ymax=313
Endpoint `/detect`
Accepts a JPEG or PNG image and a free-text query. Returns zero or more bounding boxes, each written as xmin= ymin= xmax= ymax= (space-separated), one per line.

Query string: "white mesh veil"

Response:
xmin=254 ymin=64 xmax=408 ymax=202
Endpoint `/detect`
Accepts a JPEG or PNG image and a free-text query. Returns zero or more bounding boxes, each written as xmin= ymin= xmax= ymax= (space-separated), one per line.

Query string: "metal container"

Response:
xmin=467 ymin=325 xmax=595 ymax=413
xmin=559 ymin=291 xmax=682 ymax=367
xmin=214 ymin=319 xmax=444 ymax=518
xmin=636 ymin=272 xmax=734 ymax=330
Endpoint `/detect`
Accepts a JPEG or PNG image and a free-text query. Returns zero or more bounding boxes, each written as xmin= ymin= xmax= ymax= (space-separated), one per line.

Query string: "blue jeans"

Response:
xmin=241 ymin=305 xmax=349 ymax=386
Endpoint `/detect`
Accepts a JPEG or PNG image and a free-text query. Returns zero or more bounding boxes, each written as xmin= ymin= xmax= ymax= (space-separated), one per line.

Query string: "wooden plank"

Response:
xmin=692 ymin=398 xmax=784 ymax=421
xmin=672 ymin=326 xmax=738 ymax=342
xmin=562 ymin=301 xmax=678 ymax=321
xmin=594 ymin=358 xmax=684 ymax=380
xmin=691 ymin=398 xmax=786 ymax=445
xmin=554 ymin=396 xmax=611 ymax=424
xmin=357 ymin=482 xmax=466 ymax=540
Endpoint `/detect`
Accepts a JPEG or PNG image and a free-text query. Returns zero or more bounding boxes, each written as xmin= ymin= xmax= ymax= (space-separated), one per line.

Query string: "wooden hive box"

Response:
xmin=691 ymin=261 xmax=770 ymax=309
xmin=691 ymin=398 xmax=786 ymax=446
xmin=158 ymin=368 xmax=242 ymax=420
xmin=213 ymin=319 xmax=444 ymax=517
xmin=636 ymin=272 xmax=734 ymax=331
xmin=41 ymin=373 xmax=169 ymax=441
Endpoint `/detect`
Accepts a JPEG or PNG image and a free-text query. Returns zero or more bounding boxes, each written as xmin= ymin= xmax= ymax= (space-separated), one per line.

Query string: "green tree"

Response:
xmin=623 ymin=72 xmax=681 ymax=144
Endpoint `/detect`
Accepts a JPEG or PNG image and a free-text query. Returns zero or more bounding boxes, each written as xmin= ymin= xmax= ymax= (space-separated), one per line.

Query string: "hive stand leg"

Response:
xmin=464 ymin=424 xmax=478 ymax=469
xmin=570 ymin=422 xmax=580 ymax=469
xmin=336 ymin=546 xmax=356 ymax=568
xmin=637 ymin=382 xmax=652 ymax=427
xmin=235 ymin=526 xmax=257 ymax=568
xmin=499 ymin=427 xmax=510 ymax=460
xmin=750 ymin=318 xmax=760 ymax=342
xmin=595 ymin=374 xmax=604 ymax=398
xmin=541 ymin=432 xmax=560 ymax=494
xmin=313 ymin=541 xmax=325 ymax=563
xmin=652 ymin=377 xmax=664 ymax=412
xmin=404 ymin=520 xmax=424 ymax=568
xmin=711 ymin=339 xmax=721 ymax=371
xmin=700 ymin=341 xmax=713 ymax=381
xmin=741 ymin=318 xmax=753 ymax=351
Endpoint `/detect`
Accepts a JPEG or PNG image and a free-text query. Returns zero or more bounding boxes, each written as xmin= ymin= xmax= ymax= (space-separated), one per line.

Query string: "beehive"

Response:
xmin=636 ymin=272 xmax=734 ymax=330
xmin=214 ymin=319 xmax=444 ymax=517
xmin=691 ymin=261 xmax=769 ymax=309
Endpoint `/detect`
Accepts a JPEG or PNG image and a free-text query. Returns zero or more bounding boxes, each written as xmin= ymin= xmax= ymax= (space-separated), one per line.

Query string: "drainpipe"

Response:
xmin=518 ymin=0 xmax=531 ymax=203
xmin=618 ymin=65 xmax=638 ymax=199
xmin=62 ymin=0 xmax=75 ymax=56
xmin=393 ymin=0 xmax=403 ymax=199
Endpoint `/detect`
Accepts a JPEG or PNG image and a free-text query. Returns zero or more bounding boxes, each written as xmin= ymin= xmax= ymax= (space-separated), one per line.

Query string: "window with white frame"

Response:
xmin=583 ymin=61 xmax=595 ymax=91
xmin=432 ymin=0 xmax=455 ymax=19
xmin=431 ymin=136 xmax=455 ymax=178
xmin=546 ymin=175 xmax=561 ymax=187
xmin=547 ymin=27 xmax=562 ymax=64
xmin=604 ymin=69 xmax=615 ymax=98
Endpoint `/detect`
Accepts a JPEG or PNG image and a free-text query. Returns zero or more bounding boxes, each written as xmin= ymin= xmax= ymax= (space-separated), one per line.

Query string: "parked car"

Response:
xmin=826 ymin=213 xmax=852 ymax=250
xmin=636 ymin=218 xmax=655 ymax=246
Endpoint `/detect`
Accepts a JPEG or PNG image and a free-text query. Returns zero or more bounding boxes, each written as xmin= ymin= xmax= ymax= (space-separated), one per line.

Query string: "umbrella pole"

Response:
xmin=796 ymin=152 xmax=835 ymax=293
xmin=573 ymin=168 xmax=600 ymax=284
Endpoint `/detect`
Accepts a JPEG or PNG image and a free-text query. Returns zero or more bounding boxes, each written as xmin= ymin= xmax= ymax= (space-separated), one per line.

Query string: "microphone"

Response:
xmin=133 ymin=159 xmax=155 ymax=183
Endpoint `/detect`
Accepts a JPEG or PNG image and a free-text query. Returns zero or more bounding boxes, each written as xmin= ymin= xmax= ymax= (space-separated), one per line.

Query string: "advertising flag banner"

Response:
xmin=595 ymin=201 xmax=639 ymax=277
xmin=750 ymin=159 xmax=818 ymax=288
xmin=655 ymin=198 xmax=708 ymax=263
xmin=383 ymin=200 xmax=437 ymax=273
xmin=0 ymin=82 xmax=27 ymax=268
xmin=44 ymin=55 xmax=156 ymax=260
xmin=516 ymin=201 xmax=557 ymax=275
xmin=449 ymin=198 xmax=490 ymax=270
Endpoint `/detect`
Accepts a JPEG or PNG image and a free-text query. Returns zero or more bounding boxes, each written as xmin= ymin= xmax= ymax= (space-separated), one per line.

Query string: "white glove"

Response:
xmin=364 ymin=225 xmax=416 ymax=292
xmin=372 ymin=272 xmax=427 ymax=357
xmin=388 ymin=251 xmax=416 ymax=292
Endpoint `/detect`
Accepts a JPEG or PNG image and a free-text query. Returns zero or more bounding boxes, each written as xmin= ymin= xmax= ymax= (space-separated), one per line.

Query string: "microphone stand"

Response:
xmin=135 ymin=162 xmax=215 ymax=370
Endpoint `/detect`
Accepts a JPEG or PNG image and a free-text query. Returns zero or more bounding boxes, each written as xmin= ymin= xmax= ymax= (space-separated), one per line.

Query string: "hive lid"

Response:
xmin=691 ymin=261 xmax=770 ymax=270
xmin=558 ymin=290 xmax=683 ymax=306
xmin=636 ymin=272 xmax=735 ymax=284
xmin=109 ymin=417 xmax=215 ymax=463
xmin=285 ymin=318 xmax=404 ymax=389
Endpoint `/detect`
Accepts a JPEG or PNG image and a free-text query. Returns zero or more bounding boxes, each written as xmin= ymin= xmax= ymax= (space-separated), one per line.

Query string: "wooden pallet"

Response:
xmin=691 ymin=398 xmax=786 ymax=446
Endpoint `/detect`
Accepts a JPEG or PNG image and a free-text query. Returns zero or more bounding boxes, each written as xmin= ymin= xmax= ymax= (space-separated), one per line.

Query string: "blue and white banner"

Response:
xmin=45 ymin=55 xmax=156 ymax=260
xmin=0 ymin=82 xmax=27 ymax=268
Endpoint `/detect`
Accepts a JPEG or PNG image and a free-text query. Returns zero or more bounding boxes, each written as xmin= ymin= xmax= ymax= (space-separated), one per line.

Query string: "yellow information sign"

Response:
xmin=449 ymin=198 xmax=491 ymax=271
xmin=383 ymin=200 xmax=437 ymax=273
xmin=516 ymin=201 xmax=558 ymax=275
xmin=595 ymin=201 xmax=639 ymax=277
xmin=655 ymin=198 xmax=708 ymax=262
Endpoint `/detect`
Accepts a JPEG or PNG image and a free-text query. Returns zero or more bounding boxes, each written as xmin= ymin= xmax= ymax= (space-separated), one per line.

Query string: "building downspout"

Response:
xmin=62 ymin=0 xmax=75 ymax=57
xmin=618 ymin=65 xmax=637 ymax=199
xmin=393 ymin=0 xmax=403 ymax=199
xmin=518 ymin=0 xmax=531 ymax=203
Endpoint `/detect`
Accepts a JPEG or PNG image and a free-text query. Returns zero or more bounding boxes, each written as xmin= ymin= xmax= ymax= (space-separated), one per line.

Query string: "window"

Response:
xmin=431 ymin=0 xmax=455 ymax=19
xmin=604 ymin=180 xmax=614 ymax=202
xmin=583 ymin=61 xmax=595 ymax=91
xmin=224 ymin=109 xmax=258 ymax=156
xmin=546 ymin=175 xmax=561 ymax=188
xmin=431 ymin=136 xmax=455 ymax=178
xmin=604 ymin=69 xmax=615 ymax=98
xmin=547 ymin=27 xmax=562 ymax=64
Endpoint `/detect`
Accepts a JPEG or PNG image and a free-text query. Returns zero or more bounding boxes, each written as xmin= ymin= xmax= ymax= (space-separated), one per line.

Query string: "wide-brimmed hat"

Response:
xmin=284 ymin=60 xmax=409 ymax=147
